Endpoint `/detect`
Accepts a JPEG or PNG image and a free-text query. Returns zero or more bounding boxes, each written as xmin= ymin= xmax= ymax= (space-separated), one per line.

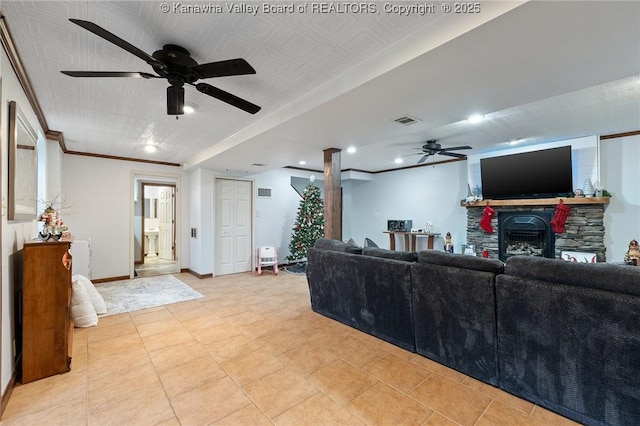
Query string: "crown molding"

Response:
xmin=600 ymin=130 xmax=640 ymax=140
xmin=0 ymin=15 xmax=51 ymax=135
xmin=1 ymin=15 xmax=180 ymax=168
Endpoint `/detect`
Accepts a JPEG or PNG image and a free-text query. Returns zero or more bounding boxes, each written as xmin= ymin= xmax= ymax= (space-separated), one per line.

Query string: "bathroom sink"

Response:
xmin=145 ymin=229 xmax=159 ymax=256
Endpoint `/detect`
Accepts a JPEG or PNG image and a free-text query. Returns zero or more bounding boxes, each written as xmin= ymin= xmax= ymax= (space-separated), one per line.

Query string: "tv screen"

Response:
xmin=480 ymin=146 xmax=573 ymax=199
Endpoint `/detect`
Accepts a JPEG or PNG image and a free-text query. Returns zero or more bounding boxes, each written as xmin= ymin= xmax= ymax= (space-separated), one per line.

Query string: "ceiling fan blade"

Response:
xmin=195 ymin=83 xmax=261 ymax=114
xmin=417 ymin=155 xmax=430 ymax=164
xmin=167 ymin=86 xmax=185 ymax=115
xmin=192 ymin=58 xmax=256 ymax=79
xmin=439 ymin=151 xmax=468 ymax=158
xmin=61 ymin=71 xmax=157 ymax=79
xmin=69 ymin=19 xmax=166 ymax=71
xmin=442 ymin=145 xmax=473 ymax=151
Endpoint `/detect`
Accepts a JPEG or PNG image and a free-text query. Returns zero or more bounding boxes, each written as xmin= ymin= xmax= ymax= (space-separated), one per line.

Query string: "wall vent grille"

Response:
xmin=257 ymin=187 xmax=272 ymax=198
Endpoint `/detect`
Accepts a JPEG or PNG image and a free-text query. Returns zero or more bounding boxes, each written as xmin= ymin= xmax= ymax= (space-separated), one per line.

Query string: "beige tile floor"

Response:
xmin=1 ymin=272 xmax=579 ymax=426
xmin=135 ymin=256 xmax=180 ymax=278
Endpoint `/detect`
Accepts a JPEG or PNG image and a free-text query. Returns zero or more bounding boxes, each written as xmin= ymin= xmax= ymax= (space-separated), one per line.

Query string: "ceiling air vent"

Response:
xmin=393 ymin=115 xmax=421 ymax=126
xmin=257 ymin=187 xmax=272 ymax=198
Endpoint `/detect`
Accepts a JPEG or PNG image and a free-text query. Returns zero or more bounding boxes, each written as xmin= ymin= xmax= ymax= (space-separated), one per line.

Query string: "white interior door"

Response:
xmin=215 ymin=179 xmax=252 ymax=275
xmin=158 ymin=186 xmax=174 ymax=260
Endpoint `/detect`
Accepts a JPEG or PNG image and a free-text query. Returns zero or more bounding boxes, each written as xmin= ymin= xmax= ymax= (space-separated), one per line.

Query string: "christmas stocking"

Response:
xmin=479 ymin=205 xmax=496 ymax=233
xmin=550 ymin=201 xmax=571 ymax=233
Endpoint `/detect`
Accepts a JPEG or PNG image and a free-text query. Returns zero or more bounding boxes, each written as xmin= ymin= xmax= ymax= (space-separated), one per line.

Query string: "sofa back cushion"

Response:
xmin=306 ymin=246 xmax=416 ymax=351
xmin=504 ymin=256 xmax=640 ymax=297
xmin=362 ymin=247 xmax=417 ymax=262
xmin=411 ymin=262 xmax=500 ymax=385
xmin=313 ymin=238 xmax=362 ymax=254
xmin=418 ymin=249 xmax=504 ymax=274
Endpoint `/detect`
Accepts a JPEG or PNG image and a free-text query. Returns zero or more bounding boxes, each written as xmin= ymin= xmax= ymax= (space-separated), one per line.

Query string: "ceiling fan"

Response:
xmin=61 ymin=19 xmax=261 ymax=115
xmin=413 ymin=140 xmax=472 ymax=163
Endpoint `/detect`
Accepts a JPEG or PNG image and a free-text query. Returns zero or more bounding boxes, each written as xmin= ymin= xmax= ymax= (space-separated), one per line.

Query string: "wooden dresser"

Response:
xmin=16 ymin=240 xmax=73 ymax=383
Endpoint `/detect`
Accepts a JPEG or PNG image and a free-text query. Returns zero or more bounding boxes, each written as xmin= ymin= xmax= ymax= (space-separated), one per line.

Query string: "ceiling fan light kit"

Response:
xmin=61 ymin=19 xmax=261 ymax=116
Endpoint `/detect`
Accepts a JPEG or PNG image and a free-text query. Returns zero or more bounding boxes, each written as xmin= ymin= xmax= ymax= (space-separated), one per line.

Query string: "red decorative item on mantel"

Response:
xmin=479 ymin=204 xmax=496 ymax=233
xmin=550 ymin=200 xmax=571 ymax=233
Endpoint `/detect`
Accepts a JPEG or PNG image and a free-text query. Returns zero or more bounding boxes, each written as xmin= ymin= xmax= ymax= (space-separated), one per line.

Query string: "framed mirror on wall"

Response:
xmin=8 ymin=100 xmax=38 ymax=221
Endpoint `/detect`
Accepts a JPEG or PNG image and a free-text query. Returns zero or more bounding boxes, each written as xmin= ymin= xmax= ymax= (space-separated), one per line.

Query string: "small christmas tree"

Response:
xmin=287 ymin=180 xmax=324 ymax=262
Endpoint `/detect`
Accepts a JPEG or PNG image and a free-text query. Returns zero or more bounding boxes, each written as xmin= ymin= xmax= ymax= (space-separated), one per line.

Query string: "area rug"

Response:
xmin=95 ymin=275 xmax=204 ymax=316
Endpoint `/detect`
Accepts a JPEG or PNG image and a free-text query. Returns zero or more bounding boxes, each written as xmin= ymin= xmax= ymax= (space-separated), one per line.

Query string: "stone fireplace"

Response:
xmin=464 ymin=198 xmax=608 ymax=262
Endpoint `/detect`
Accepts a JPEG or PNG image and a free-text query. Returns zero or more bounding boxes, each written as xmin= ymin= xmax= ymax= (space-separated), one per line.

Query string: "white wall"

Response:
xmin=62 ymin=155 xmax=189 ymax=280
xmin=0 ymin=45 xmax=57 ymax=396
xmin=344 ymin=160 xmax=469 ymax=251
xmin=601 ymin=134 xmax=640 ymax=261
xmin=188 ymin=168 xmax=213 ymax=275
xmin=250 ymin=168 xmax=317 ymax=265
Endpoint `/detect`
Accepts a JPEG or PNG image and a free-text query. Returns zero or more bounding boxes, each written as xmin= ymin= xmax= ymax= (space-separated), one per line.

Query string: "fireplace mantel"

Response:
xmin=462 ymin=197 xmax=610 ymax=208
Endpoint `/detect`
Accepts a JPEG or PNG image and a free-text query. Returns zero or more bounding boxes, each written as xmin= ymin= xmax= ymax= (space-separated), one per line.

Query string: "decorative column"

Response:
xmin=323 ymin=148 xmax=342 ymax=240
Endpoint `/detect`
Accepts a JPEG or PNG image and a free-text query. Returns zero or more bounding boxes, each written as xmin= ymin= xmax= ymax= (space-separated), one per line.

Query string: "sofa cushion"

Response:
xmin=418 ymin=249 xmax=504 ymax=274
xmin=362 ymin=247 xmax=417 ymax=262
xmin=313 ymin=238 xmax=362 ymax=254
xmin=364 ymin=237 xmax=379 ymax=248
xmin=504 ymin=256 xmax=640 ymax=297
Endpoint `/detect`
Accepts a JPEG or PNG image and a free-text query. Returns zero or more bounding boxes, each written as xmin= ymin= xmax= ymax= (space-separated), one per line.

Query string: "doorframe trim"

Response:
xmin=130 ymin=171 xmax=181 ymax=279
xmin=140 ymin=182 xmax=177 ymax=262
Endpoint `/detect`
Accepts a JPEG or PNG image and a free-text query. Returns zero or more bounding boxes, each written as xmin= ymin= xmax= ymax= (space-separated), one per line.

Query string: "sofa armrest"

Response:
xmin=496 ymin=274 xmax=640 ymax=425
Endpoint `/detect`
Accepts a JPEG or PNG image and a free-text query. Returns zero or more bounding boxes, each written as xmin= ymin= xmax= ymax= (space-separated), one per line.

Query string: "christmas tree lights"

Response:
xmin=287 ymin=181 xmax=324 ymax=262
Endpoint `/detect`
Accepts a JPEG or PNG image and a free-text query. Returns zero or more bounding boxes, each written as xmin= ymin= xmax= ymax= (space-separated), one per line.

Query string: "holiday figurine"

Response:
xmin=444 ymin=232 xmax=454 ymax=253
xmin=582 ymin=178 xmax=595 ymax=197
xmin=624 ymin=239 xmax=640 ymax=266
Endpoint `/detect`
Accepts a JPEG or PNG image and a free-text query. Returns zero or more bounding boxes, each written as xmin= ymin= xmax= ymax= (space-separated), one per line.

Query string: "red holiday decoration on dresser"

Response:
xmin=550 ymin=200 xmax=571 ymax=233
xmin=479 ymin=204 xmax=496 ymax=233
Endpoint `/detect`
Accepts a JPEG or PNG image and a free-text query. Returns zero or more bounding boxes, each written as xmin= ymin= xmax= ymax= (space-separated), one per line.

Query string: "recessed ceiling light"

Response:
xmin=299 ymin=160 xmax=307 ymax=165
xmin=467 ymin=114 xmax=485 ymax=124
xmin=394 ymin=157 xmax=404 ymax=164
xmin=346 ymin=146 xmax=357 ymax=154
xmin=144 ymin=145 xmax=157 ymax=153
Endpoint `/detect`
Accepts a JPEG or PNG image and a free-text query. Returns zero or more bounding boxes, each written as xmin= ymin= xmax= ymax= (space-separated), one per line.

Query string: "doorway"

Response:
xmin=135 ymin=182 xmax=179 ymax=278
xmin=215 ymin=178 xmax=252 ymax=275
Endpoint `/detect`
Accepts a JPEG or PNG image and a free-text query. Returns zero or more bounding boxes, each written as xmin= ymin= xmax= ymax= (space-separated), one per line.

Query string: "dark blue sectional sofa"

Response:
xmin=306 ymin=238 xmax=640 ymax=426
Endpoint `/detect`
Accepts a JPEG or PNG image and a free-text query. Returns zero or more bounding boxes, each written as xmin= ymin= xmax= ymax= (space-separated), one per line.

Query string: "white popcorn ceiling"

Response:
xmin=1 ymin=1 xmax=639 ymax=174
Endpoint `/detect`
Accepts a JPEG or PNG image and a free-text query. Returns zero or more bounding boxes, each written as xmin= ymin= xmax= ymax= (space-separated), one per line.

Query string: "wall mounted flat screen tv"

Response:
xmin=480 ymin=146 xmax=573 ymax=199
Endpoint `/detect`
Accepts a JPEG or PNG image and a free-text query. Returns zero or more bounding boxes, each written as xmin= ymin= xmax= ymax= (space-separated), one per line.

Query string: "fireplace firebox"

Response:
xmin=498 ymin=211 xmax=554 ymax=261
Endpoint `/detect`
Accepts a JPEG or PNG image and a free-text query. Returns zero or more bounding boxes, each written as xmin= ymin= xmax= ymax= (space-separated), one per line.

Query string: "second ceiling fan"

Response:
xmin=61 ymin=19 xmax=261 ymax=116
xmin=413 ymin=140 xmax=472 ymax=163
